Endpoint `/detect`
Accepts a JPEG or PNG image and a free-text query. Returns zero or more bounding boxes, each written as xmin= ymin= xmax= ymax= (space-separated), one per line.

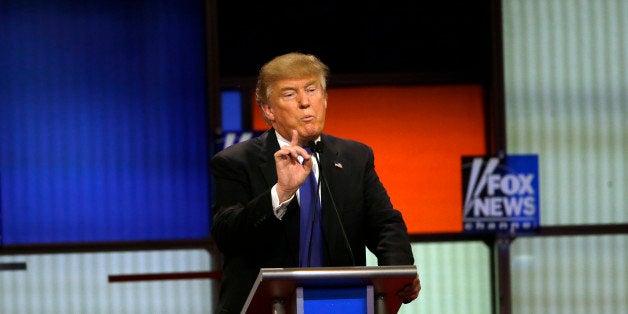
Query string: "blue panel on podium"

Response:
xmin=303 ymin=287 xmax=367 ymax=313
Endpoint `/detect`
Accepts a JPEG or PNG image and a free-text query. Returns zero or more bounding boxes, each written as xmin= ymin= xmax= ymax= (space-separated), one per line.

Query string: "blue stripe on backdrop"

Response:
xmin=0 ymin=0 xmax=210 ymax=244
xmin=221 ymin=90 xmax=243 ymax=131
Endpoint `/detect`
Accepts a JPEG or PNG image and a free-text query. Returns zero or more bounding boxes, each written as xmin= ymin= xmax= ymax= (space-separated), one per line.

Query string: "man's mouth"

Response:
xmin=302 ymin=115 xmax=315 ymax=122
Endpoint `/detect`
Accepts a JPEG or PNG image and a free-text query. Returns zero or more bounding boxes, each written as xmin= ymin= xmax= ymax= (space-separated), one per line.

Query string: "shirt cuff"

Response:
xmin=271 ymin=184 xmax=294 ymax=220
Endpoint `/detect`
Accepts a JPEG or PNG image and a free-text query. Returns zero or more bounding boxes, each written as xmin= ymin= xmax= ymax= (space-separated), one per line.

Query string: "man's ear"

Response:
xmin=260 ymin=102 xmax=274 ymax=121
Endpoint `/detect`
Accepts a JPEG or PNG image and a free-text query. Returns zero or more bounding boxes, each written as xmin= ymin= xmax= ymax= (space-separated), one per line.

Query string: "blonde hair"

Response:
xmin=255 ymin=52 xmax=329 ymax=105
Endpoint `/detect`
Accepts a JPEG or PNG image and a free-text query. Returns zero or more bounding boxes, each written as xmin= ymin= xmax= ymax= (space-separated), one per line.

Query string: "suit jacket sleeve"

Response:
xmin=361 ymin=145 xmax=414 ymax=265
xmin=209 ymin=143 xmax=280 ymax=257
xmin=323 ymin=135 xmax=414 ymax=267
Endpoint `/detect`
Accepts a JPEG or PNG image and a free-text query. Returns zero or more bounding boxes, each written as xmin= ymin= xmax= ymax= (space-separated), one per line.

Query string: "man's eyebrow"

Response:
xmin=277 ymin=80 xmax=318 ymax=92
xmin=279 ymin=86 xmax=297 ymax=93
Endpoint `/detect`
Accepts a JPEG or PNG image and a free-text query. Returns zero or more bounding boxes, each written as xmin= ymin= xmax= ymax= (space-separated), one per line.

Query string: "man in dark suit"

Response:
xmin=210 ymin=52 xmax=421 ymax=313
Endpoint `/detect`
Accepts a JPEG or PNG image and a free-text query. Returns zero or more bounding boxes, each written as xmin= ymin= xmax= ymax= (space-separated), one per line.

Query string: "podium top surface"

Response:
xmin=256 ymin=265 xmax=415 ymax=282
xmin=242 ymin=265 xmax=417 ymax=314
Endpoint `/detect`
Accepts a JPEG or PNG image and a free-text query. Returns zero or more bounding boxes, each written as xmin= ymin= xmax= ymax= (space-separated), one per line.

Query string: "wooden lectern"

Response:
xmin=241 ymin=265 xmax=417 ymax=314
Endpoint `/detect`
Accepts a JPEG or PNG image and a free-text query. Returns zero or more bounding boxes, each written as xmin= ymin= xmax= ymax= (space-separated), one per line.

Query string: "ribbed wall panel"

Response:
xmin=367 ymin=242 xmax=492 ymax=314
xmin=0 ymin=250 xmax=212 ymax=313
xmin=511 ymin=236 xmax=627 ymax=314
xmin=503 ymin=1 xmax=627 ymax=313
xmin=503 ymin=0 xmax=627 ymax=225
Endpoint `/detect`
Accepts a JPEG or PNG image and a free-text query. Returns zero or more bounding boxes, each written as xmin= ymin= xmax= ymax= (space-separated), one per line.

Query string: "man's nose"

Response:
xmin=297 ymin=91 xmax=310 ymax=108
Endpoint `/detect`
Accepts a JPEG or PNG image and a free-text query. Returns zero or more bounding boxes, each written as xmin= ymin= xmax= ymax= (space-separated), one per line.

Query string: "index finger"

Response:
xmin=289 ymin=129 xmax=299 ymax=147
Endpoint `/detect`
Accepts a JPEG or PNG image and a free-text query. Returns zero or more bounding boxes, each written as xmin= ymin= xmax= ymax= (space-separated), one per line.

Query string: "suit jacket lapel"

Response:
xmin=257 ymin=130 xmax=279 ymax=187
xmin=319 ymin=135 xmax=352 ymax=264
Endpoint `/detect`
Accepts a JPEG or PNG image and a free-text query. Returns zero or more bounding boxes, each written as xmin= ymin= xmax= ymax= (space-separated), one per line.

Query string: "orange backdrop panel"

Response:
xmin=253 ymin=85 xmax=486 ymax=234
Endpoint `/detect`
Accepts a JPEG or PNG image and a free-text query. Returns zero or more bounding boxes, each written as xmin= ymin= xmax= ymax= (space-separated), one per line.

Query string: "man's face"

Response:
xmin=261 ymin=76 xmax=327 ymax=145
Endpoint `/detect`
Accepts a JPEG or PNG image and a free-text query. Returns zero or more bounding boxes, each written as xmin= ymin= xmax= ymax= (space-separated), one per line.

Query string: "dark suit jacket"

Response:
xmin=210 ymin=129 xmax=414 ymax=313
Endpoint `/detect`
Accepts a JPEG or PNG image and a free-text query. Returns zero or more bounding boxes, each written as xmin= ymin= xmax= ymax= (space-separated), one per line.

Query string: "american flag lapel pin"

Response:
xmin=334 ymin=161 xmax=343 ymax=169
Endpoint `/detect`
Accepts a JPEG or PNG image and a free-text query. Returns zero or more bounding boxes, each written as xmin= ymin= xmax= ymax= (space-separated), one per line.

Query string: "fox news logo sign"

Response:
xmin=462 ymin=155 xmax=540 ymax=234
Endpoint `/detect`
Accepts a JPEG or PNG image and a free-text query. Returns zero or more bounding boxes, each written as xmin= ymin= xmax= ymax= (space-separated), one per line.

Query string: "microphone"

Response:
xmin=307 ymin=140 xmax=356 ymax=266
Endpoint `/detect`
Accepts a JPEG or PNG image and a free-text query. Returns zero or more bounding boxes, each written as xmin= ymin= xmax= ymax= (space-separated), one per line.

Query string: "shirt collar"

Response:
xmin=274 ymin=130 xmax=321 ymax=149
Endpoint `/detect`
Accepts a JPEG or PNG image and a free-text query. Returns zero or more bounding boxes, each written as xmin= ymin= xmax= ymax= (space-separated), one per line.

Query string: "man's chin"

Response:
xmin=299 ymin=130 xmax=322 ymax=142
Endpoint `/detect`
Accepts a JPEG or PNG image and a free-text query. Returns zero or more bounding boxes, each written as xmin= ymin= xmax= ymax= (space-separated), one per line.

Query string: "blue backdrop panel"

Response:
xmin=220 ymin=90 xmax=243 ymax=131
xmin=0 ymin=0 xmax=210 ymax=244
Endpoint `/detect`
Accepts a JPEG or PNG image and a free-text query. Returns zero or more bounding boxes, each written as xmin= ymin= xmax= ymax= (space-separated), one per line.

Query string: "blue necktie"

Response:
xmin=299 ymin=147 xmax=323 ymax=267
